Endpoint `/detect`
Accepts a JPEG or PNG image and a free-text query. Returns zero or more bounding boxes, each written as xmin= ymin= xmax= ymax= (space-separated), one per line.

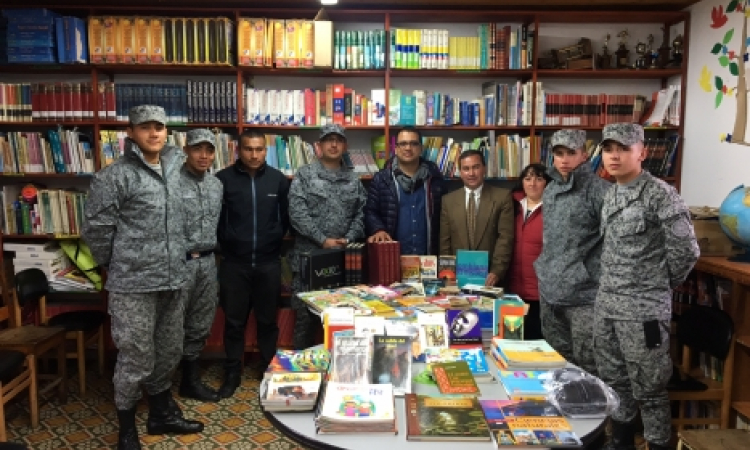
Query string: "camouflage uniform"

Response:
xmin=595 ymin=123 xmax=699 ymax=447
xmin=180 ymin=130 xmax=223 ymax=360
xmin=289 ymin=125 xmax=367 ymax=349
xmin=82 ymin=105 xmax=188 ymax=410
xmin=533 ymin=129 xmax=611 ymax=376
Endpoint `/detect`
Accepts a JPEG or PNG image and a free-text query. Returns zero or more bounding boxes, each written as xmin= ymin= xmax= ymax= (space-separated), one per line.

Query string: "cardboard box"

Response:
xmin=692 ymin=218 xmax=744 ymax=257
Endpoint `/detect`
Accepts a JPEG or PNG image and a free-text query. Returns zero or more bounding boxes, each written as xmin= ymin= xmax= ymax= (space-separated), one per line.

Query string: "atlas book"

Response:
xmin=479 ymin=399 xmax=582 ymax=447
xmin=405 ymin=394 xmax=491 ymax=441
xmin=371 ymin=335 xmax=412 ymax=395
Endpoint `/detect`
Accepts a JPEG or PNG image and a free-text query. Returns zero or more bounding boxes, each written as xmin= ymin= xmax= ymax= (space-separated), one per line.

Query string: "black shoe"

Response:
xmin=179 ymin=359 xmax=220 ymax=402
xmin=602 ymin=419 xmax=637 ymax=450
xmin=218 ymin=368 xmax=242 ymax=399
xmin=116 ymin=408 xmax=142 ymax=450
xmin=648 ymin=442 xmax=672 ymax=450
xmin=146 ymin=389 xmax=204 ymax=435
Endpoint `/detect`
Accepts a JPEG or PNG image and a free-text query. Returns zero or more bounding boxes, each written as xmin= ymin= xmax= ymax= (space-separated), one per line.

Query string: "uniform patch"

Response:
xmin=671 ymin=217 xmax=691 ymax=237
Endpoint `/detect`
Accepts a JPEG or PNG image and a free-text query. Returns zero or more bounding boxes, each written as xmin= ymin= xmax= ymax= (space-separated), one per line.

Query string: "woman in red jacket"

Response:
xmin=508 ymin=163 xmax=551 ymax=340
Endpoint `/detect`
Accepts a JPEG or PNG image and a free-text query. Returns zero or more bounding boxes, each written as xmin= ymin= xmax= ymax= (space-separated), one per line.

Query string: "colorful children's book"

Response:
xmin=266 ymin=348 xmax=331 ymax=373
xmin=455 ymin=250 xmax=488 ymax=287
xmin=446 ymin=308 xmax=483 ymax=345
xmin=424 ymin=347 xmax=492 ymax=381
xmin=479 ymin=399 xmax=582 ymax=447
xmin=492 ymin=295 xmax=528 ymax=338
xmin=492 ymin=339 xmax=567 ymax=370
xmin=497 ymin=370 xmax=552 ymax=400
xmin=405 ymin=394 xmax=491 ymax=441
xmin=371 ymin=335 xmax=412 ymax=395
xmin=431 ymin=360 xmax=480 ymax=395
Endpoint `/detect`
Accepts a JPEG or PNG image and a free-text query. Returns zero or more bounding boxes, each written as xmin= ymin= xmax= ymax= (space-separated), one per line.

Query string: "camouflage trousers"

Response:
xmin=183 ymin=256 xmax=219 ymax=361
xmin=539 ymin=300 xmax=597 ymax=376
xmin=108 ymin=290 xmax=186 ymax=410
xmin=594 ymin=316 xmax=672 ymax=446
xmin=291 ymin=273 xmax=318 ymax=350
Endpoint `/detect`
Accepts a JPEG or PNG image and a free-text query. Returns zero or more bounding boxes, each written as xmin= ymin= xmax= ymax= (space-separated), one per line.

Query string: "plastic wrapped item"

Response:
xmin=544 ymin=367 xmax=619 ymax=419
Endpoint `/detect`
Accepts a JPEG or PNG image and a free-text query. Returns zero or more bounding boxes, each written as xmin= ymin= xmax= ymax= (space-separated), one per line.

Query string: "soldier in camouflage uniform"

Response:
xmin=289 ymin=124 xmax=367 ymax=349
xmin=596 ymin=123 xmax=699 ymax=450
xmin=176 ymin=129 xmax=223 ymax=403
xmin=533 ymin=129 xmax=611 ymax=376
xmin=82 ymin=106 xmax=203 ymax=450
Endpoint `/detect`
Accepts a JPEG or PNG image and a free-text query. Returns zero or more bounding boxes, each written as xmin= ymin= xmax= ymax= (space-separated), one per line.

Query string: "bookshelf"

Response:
xmin=0 ymin=5 xmax=690 ymax=354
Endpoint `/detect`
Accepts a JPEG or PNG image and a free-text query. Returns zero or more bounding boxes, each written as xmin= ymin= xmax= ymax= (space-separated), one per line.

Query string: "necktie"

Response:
xmin=525 ymin=208 xmax=533 ymax=222
xmin=467 ymin=191 xmax=477 ymax=249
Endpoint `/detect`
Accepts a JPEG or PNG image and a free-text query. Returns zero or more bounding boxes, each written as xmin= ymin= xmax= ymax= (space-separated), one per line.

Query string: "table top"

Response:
xmin=262 ymin=363 xmax=606 ymax=450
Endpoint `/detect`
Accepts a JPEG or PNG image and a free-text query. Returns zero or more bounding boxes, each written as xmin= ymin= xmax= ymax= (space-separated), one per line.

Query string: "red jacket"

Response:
xmin=507 ymin=191 xmax=543 ymax=301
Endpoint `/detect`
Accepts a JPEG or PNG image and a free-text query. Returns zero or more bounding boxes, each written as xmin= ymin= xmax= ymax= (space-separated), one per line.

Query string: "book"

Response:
xmin=405 ymin=394 xmax=491 ymax=441
xmin=316 ymin=382 xmax=396 ymax=434
xmin=492 ymin=339 xmax=567 ymax=370
xmin=266 ymin=348 xmax=331 ymax=373
xmin=446 ymin=308 xmax=482 ymax=346
xmin=260 ymin=372 xmax=323 ymax=411
xmin=400 ymin=254 xmax=421 ymax=282
xmin=424 ymin=347 xmax=493 ymax=381
xmin=323 ymin=307 xmax=355 ymax=350
xmin=438 ymin=254 xmax=457 ymax=285
xmin=456 ymin=250 xmax=488 ymax=287
xmin=497 ymin=370 xmax=552 ymax=400
xmin=431 ymin=360 xmax=479 ymax=395
xmin=329 ymin=336 xmax=371 ymax=384
xmin=419 ymin=255 xmax=438 ymax=279
xmin=492 ymin=295 xmax=528 ymax=339
xmin=479 ymin=399 xmax=582 ymax=447
xmin=371 ymin=335 xmax=412 ymax=395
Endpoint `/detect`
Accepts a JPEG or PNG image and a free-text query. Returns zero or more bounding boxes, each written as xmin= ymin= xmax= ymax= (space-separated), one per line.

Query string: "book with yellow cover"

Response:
xmin=492 ymin=339 xmax=566 ymax=370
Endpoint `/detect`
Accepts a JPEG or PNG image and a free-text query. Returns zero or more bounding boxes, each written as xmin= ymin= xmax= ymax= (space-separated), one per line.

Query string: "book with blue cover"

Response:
xmin=446 ymin=308 xmax=482 ymax=346
xmin=456 ymin=250 xmax=488 ymax=288
xmin=497 ymin=370 xmax=551 ymax=399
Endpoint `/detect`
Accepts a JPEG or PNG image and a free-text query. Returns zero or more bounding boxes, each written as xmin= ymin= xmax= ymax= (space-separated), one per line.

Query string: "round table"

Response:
xmin=262 ymin=364 xmax=607 ymax=450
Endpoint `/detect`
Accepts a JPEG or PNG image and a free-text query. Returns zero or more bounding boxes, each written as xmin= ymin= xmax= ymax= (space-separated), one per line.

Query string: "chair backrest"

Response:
xmin=677 ymin=305 xmax=734 ymax=360
xmin=14 ymin=268 xmax=49 ymax=310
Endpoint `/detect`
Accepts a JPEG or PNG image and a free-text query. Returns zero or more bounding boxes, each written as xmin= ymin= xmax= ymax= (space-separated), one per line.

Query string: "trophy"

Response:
xmin=634 ymin=40 xmax=647 ymax=69
xmin=671 ymin=34 xmax=684 ymax=67
xmin=598 ymin=33 xmax=613 ymax=69
xmin=657 ymin=26 xmax=671 ymax=68
xmin=646 ymin=34 xmax=659 ymax=69
xmin=615 ymin=29 xmax=630 ymax=69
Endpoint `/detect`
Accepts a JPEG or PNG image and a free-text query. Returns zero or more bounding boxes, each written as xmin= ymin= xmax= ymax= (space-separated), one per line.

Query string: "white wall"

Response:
xmin=683 ymin=0 xmax=750 ymax=206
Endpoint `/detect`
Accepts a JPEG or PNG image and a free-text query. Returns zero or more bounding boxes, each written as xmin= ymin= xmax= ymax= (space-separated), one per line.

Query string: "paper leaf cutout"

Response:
xmin=712 ymin=43 xmax=724 ymax=54
xmin=730 ymin=61 xmax=740 ymax=75
xmin=715 ymin=75 xmax=724 ymax=90
xmin=699 ymin=65 xmax=713 ymax=92
xmin=716 ymin=91 xmax=724 ymax=108
xmin=724 ymin=28 xmax=735 ymax=44
xmin=728 ymin=0 xmax=738 ymax=12
xmin=720 ymin=55 xmax=731 ymax=66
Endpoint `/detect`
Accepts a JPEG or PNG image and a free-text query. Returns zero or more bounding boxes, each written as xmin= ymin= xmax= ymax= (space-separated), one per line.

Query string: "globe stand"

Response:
xmin=728 ymin=249 xmax=750 ymax=263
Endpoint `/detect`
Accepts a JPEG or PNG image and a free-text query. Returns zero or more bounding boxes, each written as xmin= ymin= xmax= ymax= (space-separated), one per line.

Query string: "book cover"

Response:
xmin=425 ymin=347 xmax=491 ymax=378
xmin=438 ymin=254 xmax=457 ymax=285
xmin=456 ymin=250 xmax=488 ymax=288
xmin=384 ymin=319 xmax=424 ymax=362
xmin=492 ymin=339 xmax=566 ymax=368
xmin=319 ymin=382 xmax=395 ymax=421
xmin=420 ymin=322 xmax=449 ymax=350
xmin=264 ymin=372 xmax=323 ymax=402
xmin=419 ymin=255 xmax=438 ymax=280
xmin=330 ymin=336 xmax=371 ymax=384
xmin=497 ymin=370 xmax=551 ymax=400
xmin=446 ymin=308 xmax=482 ymax=345
xmin=266 ymin=348 xmax=331 ymax=373
xmin=479 ymin=399 xmax=582 ymax=447
xmin=371 ymin=335 xmax=412 ymax=395
xmin=492 ymin=295 xmax=528 ymax=338
xmin=405 ymin=394 xmax=491 ymax=441
xmin=431 ymin=360 xmax=479 ymax=395
xmin=400 ymin=255 xmax=422 ymax=282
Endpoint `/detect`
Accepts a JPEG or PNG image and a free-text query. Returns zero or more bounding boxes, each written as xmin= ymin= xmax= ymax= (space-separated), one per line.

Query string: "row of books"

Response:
xmin=333 ymin=29 xmax=387 ymax=70
xmin=0 ymin=82 xmax=95 ymax=123
xmin=390 ymin=24 xmax=530 ymax=71
xmin=3 ymin=241 xmax=97 ymax=291
xmin=0 ymin=130 xmax=95 ymax=175
xmin=590 ymin=133 xmax=680 ymax=179
xmin=1 ymin=9 xmax=87 ymax=64
xmin=1 ymin=185 xmax=87 ymax=237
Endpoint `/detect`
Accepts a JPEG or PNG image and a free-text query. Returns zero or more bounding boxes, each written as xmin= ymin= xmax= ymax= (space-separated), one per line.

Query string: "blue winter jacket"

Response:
xmin=364 ymin=157 xmax=445 ymax=255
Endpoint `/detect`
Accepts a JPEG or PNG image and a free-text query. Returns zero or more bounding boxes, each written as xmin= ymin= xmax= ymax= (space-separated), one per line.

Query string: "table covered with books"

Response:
xmin=259 ymin=284 xmax=611 ymax=449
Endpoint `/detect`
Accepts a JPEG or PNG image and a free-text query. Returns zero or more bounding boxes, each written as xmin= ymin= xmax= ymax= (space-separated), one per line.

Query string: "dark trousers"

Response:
xmin=525 ymin=300 xmax=543 ymax=340
xmin=219 ymin=259 xmax=280 ymax=371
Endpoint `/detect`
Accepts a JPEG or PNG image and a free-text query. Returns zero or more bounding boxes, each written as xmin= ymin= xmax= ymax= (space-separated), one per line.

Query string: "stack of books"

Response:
xmin=259 ymin=348 xmax=329 ymax=412
xmin=314 ymin=382 xmax=396 ymax=434
xmin=497 ymin=369 xmax=551 ymax=401
xmin=490 ymin=338 xmax=567 ymax=370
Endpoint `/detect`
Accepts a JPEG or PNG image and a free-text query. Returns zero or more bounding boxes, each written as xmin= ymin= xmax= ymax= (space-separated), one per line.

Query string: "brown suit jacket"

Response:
xmin=439 ymin=184 xmax=515 ymax=279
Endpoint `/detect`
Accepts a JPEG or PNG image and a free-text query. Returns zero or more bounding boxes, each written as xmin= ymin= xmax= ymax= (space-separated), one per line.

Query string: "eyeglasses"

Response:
xmin=321 ymin=135 xmax=346 ymax=144
xmin=397 ymin=140 xmax=421 ymax=148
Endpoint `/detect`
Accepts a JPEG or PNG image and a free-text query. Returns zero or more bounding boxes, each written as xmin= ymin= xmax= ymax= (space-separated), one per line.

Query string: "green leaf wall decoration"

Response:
xmin=724 ymin=29 xmax=735 ymax=45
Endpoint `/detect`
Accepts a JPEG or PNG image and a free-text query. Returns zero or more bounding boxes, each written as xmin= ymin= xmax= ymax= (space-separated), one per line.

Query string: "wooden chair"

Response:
xmin=677 ymin=429 xmax=749 ymax=450
xmin=0 ymin=299 xmax=38 ymax=442
xmin=34 ymin=269 xmax=106 ymax=395
xmin=0 ymin=269 xmax=67 ymax=404
xmin=669 ymin=305 xmax=734 ymax=430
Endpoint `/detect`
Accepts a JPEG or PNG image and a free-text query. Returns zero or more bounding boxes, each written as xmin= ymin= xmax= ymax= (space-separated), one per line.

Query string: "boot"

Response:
xmin=602 ymin=419 xmax=637 ymax=450
xmin=146 ymin=389 xmax=204 ymax=435
xmin=648 ymin=442 xmax=672 ymax=450
xmin=218 ymin=367 xmax=242 ymax=399
xmin=116 ymin=408 xmax=142 ymax=450
xmin=178 ymin=359 xmax=220 ymax=402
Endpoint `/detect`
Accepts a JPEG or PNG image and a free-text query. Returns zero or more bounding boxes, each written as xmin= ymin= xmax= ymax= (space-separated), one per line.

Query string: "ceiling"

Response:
xmin=1 ymin=0 xmax=701 ymax=10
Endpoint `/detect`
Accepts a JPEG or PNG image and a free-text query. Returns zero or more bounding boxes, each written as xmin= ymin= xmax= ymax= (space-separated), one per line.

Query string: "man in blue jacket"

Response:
xmin=365 ymin=126 xmax=444 ymax=255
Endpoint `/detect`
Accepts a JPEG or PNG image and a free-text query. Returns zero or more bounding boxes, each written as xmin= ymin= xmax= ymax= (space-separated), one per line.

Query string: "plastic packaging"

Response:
xmin=544 ymin=367 xmax=620 ymax=419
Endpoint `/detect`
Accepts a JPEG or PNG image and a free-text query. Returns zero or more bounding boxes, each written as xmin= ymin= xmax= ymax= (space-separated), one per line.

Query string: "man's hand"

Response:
xmin=367 ymin=231 xmax=392 ymax=243
xmin=323 ymin=238 xmax=348 ymax=249
xmin=485 ymin=273 xmax=498 ymax=287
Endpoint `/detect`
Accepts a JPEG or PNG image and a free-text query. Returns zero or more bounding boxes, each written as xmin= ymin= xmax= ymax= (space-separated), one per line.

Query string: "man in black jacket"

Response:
xmin=215 ymin=130 xmax=290 ymax=398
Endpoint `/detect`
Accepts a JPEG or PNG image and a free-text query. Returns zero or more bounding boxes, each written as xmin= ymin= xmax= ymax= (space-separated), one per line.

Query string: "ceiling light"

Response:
xmin=321 ymin=0 xmax=338 ymax=5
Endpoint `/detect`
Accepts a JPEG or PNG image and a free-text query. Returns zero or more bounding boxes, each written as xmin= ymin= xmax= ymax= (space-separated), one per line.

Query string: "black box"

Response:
xmin=299 ymin=248 xmax=345 ymax=291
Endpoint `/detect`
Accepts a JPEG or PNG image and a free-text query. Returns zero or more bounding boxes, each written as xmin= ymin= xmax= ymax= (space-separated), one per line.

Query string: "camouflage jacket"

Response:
xmin=288 ymin=160 xmax=366 ymax=273
xmin=82 ymin=139 xmax=187 ymax=293
xmin=179 ymin=165 xmax=223 ymax=253
xmin=534 ymin=162 xmax=612 ymax=306
xmin=597 ymin=171 xmax=699 ymax=320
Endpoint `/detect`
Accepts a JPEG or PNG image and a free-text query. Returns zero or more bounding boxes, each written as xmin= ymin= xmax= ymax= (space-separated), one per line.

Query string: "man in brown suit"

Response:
xmin=440 ymin=150 xmax=514 ymax=286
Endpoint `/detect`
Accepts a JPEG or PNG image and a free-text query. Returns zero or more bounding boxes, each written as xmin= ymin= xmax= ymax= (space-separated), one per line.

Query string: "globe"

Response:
xmin=718 ymin=185 xmax=750 ymax=262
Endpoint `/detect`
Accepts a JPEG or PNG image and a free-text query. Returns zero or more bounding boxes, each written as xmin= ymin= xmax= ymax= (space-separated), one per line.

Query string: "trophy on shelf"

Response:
xmin=670 ymin=34 xmax=684 ymax=67
xmin=634 ymin=40 xmax=647 ymax=69
xmin=598 ymin=34 xmax=613 ymax=69
xmin=646 ymin=34 xmax=659 ymax=69
xmin=615 ymin=29 xmax=630 ymax=69
xmin=657 ymin=26 xmax=672 ymax=68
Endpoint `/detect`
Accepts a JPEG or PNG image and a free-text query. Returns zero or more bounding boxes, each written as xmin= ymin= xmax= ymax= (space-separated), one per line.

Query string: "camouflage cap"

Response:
xmin=551 ymin=129 xmax=587 ymax=151
xmin=319 ymin=123 xmax=346 ymax=141
xmin=185 ymin=128 xmax=216 ymax=147
xmin=128 ymin=105 xmax=167 ymax=125
xmin=602 ymin=123 xmax=645 ymax=146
